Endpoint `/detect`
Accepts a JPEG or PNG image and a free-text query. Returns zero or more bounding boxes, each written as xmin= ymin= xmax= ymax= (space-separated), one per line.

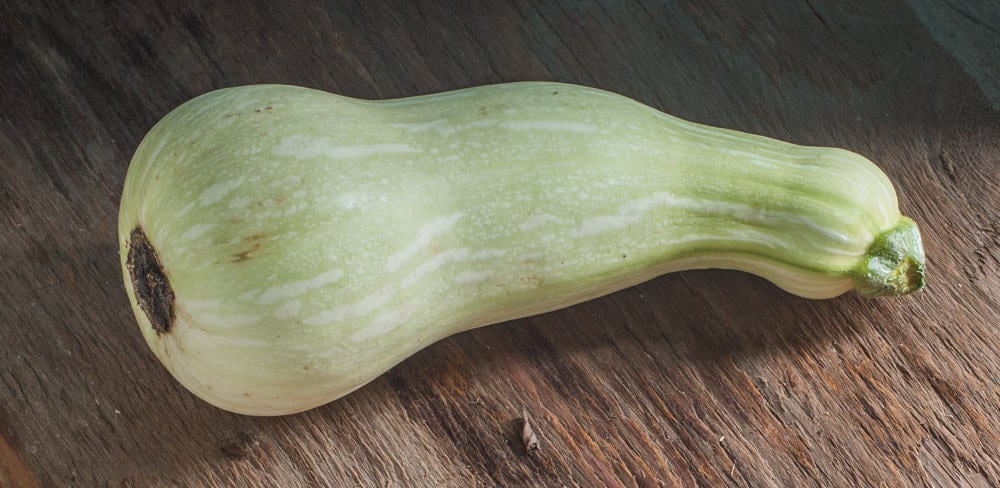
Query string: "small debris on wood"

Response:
xmin=520 ymin=409 xmax=539 ymax=455
xmin=220 ymin=431 xmax=260 ymax=460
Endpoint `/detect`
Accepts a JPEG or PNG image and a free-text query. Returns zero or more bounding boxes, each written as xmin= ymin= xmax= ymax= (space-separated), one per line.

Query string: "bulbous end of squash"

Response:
xmin=852 ymin=216 xmax=926 ymax=297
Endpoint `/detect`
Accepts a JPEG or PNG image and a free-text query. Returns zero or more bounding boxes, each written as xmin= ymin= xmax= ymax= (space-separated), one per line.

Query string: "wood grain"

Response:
xmin=2 ymin=1 xmax=998 ymax=486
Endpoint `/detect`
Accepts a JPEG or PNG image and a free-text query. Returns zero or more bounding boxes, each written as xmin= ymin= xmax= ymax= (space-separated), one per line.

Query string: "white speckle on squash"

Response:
xmin=349 ymin=307 xmax=411 ymax=343
xmin=385 ymin=213 xmax=464 ymax=272
xmin=470 ymin=248 xmax=507 ymax=260
xmin=572 ymin=192 xmax=679 ymax=238
xmin=274 ymin=300 xmax=303 ymax=319
xmin=303 ymin=284 xmax=397 ymax=327
xmin=228 ymin=196 xmax=251 ymax=209
xmin=176 ymin=201 xmax=196 ymax=217
xmin=518 ymin=212 xmax=565 ymax=232
xmin=193 ymin=311 xmax=263 ymax=328
xmin=272 ymin=134 xmax=420 ymax=160
xmin=199 ymin=177 xmax=246 ymax=206
xmin=400 ymin=248 xmax=471 ymax=288
xmin=254 ymin=268 xmax=345 ymax=305
xmin=178 ymin=223 xmax=217 ymax=242
xmin=454 ymin=270 xmax=494 ymax=284
xmin=499 ymin=120 xmax=597 ymax=132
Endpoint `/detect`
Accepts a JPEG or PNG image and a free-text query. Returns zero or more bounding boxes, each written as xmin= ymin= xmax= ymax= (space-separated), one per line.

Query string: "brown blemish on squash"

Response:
xmin=232 ymin=242 xmax=263 ymax=263
xmin=519 ymin=276 xmax=543 ymax=288
xmin=231 ymin=233 xmax=268 ymax=263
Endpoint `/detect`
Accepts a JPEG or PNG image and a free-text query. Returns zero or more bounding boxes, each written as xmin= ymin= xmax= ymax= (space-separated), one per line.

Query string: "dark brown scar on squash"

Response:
xmin=126 ymin=226 xmax=175 ymax=334
xmin=232 ymin=242 xmax=263 ymax=263
xmin=232 ymin=234 xmax=267 ymax=262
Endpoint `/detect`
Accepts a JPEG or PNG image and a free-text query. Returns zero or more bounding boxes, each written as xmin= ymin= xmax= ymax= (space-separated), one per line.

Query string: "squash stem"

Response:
xmin=851 ymin=217 xmax=925 ymax=297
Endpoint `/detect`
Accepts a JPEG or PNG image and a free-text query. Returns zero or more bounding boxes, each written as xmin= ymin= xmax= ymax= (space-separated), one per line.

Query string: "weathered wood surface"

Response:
xmin=2 ymin=1 xmax=998 ymax=486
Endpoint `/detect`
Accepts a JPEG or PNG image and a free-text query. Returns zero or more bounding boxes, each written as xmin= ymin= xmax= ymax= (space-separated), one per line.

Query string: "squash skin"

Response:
xmin=118 ymin=82 xmax=924 ymax=415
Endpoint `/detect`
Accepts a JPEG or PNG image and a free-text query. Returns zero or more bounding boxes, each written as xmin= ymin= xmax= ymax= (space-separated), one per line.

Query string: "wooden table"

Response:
xmin=3 ymin=1 xmax=998 ymax=486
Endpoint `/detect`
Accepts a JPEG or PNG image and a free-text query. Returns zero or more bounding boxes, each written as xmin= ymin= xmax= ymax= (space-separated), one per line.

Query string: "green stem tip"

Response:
xmin=852 ymin=216 xmax=926 ymax=297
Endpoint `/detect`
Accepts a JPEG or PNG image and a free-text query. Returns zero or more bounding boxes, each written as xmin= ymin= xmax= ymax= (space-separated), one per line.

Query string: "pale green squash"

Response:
xmin=118 ymin=82 xmax=924 ymax=415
